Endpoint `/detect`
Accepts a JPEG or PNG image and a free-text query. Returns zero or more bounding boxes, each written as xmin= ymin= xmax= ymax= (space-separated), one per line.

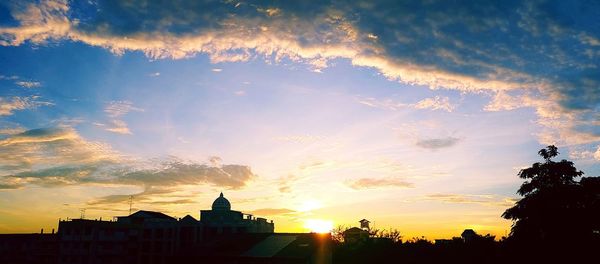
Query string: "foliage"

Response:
xmin=331 ymin=225 xmax=347 ymax=243
xmin=502 ymin=145 xmax=600 ymax=244
xmin=331 ymin=225 xmax=403 ymax=244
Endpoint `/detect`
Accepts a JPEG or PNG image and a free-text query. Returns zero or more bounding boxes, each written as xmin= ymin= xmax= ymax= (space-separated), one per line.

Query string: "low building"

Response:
xmin=1 ymin=193 xmax=332 ymax=264
xmin=55 ymin=193 xmax=275 ymax=264
xmin=342 ymin=227 xmax=369 ymax=244
xmin=200 ymin=192 xmax=274 ymax=239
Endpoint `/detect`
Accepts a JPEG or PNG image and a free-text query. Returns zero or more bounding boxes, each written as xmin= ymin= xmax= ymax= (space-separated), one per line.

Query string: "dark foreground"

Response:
xmin=1 ymin=231 xmax=598 ymax=264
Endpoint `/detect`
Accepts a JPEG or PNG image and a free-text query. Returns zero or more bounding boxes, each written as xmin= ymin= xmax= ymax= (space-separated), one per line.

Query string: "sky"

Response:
xmin=0 ymin=0 xmax=599 ymax=239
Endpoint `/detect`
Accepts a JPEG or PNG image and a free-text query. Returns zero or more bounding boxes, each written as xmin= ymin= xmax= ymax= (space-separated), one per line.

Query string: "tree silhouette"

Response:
xmin=502 ymin=145 xmax=600 ymax=245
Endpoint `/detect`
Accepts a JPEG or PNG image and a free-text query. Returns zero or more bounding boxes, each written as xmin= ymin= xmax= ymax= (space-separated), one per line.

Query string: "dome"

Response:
xmin=211 ymin=192 xmax=231 ymax=211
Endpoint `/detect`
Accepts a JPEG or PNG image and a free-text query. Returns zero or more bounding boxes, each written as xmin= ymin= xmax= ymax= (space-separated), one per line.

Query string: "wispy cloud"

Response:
xmin=86 ymin=187 xmax=196 ymax=207
xmin=484 ymin=90 xmax=600 ymax=146
xmin=0 ymin=96 xmax=53 ymax=116
xmin=0 ymin=123 xmax=25 ymax=135
xmin=416 ymin=137 xmax=461 ymax=150
xmin=577 ymin=146 xmax=600 ymax=161
xmin=424 ymin=194 xmax=518 ymax=207
xmin=346 ymin=177 xmax=414 ymax=190
xmin=103 ymin=101 xmax=143 ymax=135
xmin=0 ymin=128 xmax=25 ymax=135
xmin=104 ymin=100 xmax=144 ymax=118
xmin=282 ymin=158 xmax=438 ymax=192
xmin=1 ymin=74 xmax=42 ymax=88
xmin=248 ymin=208 xmax=296 ymax=216
xmin=15 ymin=81 xmax=41 ymax=88
xmin=358 ymin=96 xmax=456 ymax=112
xmin=0 ymin=75 xmax=19 ymax=80
xmin=413 ymin=96 xmax=456 ymax=112
xmin=277 ymin=174 xmax=301 ymax=193
xmin=273 ymin=135 xmax=323 ymax=144
xmin=0 ymin=127 xmax=257 ymax=191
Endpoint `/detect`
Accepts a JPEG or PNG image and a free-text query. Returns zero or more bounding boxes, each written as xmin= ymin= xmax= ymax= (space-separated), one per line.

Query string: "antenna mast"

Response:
xmin=79 ymin=208 xmax=86 ymax=219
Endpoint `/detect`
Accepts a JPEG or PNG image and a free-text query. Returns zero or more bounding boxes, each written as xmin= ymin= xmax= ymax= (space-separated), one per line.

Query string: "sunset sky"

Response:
xmin=1 ymin=0 xmax=599 ymax=239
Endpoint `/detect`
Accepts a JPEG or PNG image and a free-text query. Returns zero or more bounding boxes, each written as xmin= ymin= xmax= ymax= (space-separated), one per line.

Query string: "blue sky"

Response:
xmin=1 ymin=0 xmax=599 ymax=238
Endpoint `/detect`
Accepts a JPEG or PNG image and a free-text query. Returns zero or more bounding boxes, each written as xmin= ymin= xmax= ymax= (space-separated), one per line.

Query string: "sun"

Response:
xmin=304 ymin=219 xmax=334 ymax=233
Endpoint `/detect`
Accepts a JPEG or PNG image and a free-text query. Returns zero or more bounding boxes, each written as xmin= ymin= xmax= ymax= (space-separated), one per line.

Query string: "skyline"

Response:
xmin=1 ymin=0 xmax=600 ymax=239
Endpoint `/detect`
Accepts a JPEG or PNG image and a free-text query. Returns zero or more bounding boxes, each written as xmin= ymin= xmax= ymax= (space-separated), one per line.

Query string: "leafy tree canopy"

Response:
xmin=503 ymin=145 xmax=600 ymax=243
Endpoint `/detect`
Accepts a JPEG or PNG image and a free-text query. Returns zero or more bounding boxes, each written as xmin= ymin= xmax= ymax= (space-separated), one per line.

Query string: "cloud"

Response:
xmin=0 ymin=0 xmax=532 ymax=90
xmin=103 ymin=101 xmax=143 ymax=135
xmin=104 ymin=100 xmax=143 ymax=118
xmin=248 ymin=208 xmax=296 ymax=216
xmin=277 ymin=174 xmax=301 ymax=193
xmin=1 ymin=75 xmax=42 ymax=88
xmin=147 ymin=199 xmax=196 ymax=205
xmin=0 ymin=127 xmax=257 ymax=190
xmin=86 ymin=187 xmax=196 ymax=206
xmin=485 ymin=90 xmax=600 ymax=145
xmin=569 ymin=149 xmax=596 ymax=160
xmin=0 ymin=96 xmax=53 ymax=116
xmin=346 ymin=177 xmax=414 ymax=190
xmin=357 ymin=97 xmax=405 ymax=111
xmin=1 ymin=0 xmax=599 ymax=145
xmin=416 ymin=137 xmax=461 ymax=150
xmin=0 ymin=75 xmax=19 ymax=80
xmin=425 ymin=194 xmax=517 ymax=207
xmin=115 ymin=162 xmax=255 ymax=189
xmin=273 ymin=135 xmax=323 ymax=144
xmin=211 ymin=68 xmax=223 ymax=72
xmin=15 ymin=81 xmax=41 ymax=88
xmin=0 ymin=125 xmax=25 ymax=135
xmin=0 ymin=127 xmax=120 ymax=183
xmin=358 ymin=96 xmax=456 ymax=112
xmin=413 ymin=96 xmax=455 ymax=112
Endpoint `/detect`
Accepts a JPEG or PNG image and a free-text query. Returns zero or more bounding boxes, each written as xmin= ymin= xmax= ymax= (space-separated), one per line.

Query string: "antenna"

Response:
xmin=128 ymin=195 xmax=133 ymax=215
xmin=79 ymin=208 xmax=86 ymax=219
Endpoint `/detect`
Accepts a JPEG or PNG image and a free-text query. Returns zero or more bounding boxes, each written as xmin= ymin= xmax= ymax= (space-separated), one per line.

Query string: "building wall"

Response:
xmin=0 ymin=233 xmax=58 ymax=264
xmin=200 ymin=210 xmax=274 ymax=238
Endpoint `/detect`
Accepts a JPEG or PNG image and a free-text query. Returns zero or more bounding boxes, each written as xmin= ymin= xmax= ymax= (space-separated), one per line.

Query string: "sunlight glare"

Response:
xmin=298 ymin=199 xmax=322 ymax=212
xmin=304 ymin=219 xmax=334 ymax=233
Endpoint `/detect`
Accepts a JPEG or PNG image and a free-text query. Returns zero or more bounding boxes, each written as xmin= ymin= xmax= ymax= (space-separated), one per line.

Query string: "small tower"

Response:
xmin=359 ymin=219 xmax=370 ymax=230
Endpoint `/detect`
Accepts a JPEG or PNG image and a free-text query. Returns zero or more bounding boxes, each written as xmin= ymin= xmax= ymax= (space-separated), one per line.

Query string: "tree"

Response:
xmin=331 ymin=225 xmax=347 ymax=243
xmin=502 ymin=145 xmax=600 ymax=244
xmin=378 ymin=228 xmax=403 ymax=243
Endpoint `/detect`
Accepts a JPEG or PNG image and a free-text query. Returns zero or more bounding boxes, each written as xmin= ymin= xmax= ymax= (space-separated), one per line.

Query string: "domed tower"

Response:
xmin=211 ymin=192 xmax=231 ymax=211
xmin=200 ymin=192 xmax=274 ymax=235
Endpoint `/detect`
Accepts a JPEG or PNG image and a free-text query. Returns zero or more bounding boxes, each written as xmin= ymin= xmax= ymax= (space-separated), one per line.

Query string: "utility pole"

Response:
xmin=79 ymin=208 xmax=86 ymax=219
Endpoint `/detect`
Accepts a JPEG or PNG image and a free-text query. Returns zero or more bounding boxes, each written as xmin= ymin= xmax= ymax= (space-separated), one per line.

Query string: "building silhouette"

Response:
xmin=1 ymin=193 xmax=330 ymax=264
xmin=56 ymin=193 xmax=275 ymax=263
xmin=200 ymin=192 xmax=274 ymax=239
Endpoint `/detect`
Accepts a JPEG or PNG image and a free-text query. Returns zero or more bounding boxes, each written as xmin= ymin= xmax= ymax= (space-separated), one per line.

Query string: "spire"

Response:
xmin=220 ymin=192 xmax=224 ymax=197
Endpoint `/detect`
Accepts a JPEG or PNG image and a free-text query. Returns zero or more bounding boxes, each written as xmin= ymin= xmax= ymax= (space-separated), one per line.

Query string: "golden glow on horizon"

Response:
xmin=304 ymin=219 xmax=334 ymax=233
